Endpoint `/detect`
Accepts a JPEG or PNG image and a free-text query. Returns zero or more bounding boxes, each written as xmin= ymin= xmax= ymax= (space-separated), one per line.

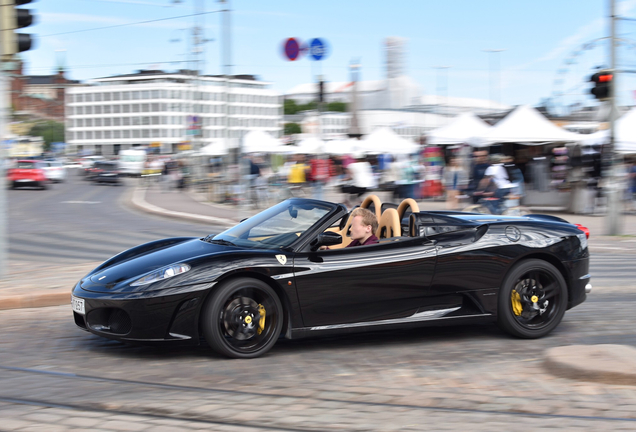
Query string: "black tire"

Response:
xmin=497 ymin=259 xmax=568 ymax=339
xmin=201 ymin=278 xmax=283 ymax=359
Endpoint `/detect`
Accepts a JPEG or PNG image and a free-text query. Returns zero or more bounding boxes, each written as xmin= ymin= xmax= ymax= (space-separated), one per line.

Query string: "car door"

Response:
xmin=293 ymin=238 xmax=437 ymax=328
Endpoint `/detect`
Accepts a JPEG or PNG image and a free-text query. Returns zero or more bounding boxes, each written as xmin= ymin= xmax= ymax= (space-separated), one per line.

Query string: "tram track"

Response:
xmin=1 ymin=365 xmax=635 ymax=426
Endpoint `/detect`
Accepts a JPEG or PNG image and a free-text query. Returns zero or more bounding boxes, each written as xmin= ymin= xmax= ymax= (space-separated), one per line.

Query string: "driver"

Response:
xmin=322 ymin=208 xmax=379 ymax=250
xmin=347 ymin=208 xmax=379 ymax=247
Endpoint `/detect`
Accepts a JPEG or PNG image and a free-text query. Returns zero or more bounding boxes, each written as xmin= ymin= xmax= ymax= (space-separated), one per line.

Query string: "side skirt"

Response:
xmin=289 ymin=309 xmax=493 ymax=339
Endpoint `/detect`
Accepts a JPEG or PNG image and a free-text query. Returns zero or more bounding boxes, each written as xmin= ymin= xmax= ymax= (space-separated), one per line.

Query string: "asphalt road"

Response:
xmin=4 ymin=173 xmax=636 ymax=430
xmin=6 ymin=171 xmax=224 ymax=265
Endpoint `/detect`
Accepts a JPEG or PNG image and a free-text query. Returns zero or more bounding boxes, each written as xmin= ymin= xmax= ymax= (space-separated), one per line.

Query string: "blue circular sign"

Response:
xmin=309 ymin=38 xmax=328 ymax=61
xmin=283 ymin=38 xmax=301 ymax=61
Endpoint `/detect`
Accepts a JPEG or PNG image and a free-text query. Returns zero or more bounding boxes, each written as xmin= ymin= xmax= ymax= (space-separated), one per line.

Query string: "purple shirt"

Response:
xmin=346 ymin=234 xmax=379 ymax=248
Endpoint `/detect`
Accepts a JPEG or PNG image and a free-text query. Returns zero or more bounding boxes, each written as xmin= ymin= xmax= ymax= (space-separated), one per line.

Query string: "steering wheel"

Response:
xmin=397 ymin=198 xmax=420 ymax=223
xmin=360 ymin=194 xmax=382 ymax=221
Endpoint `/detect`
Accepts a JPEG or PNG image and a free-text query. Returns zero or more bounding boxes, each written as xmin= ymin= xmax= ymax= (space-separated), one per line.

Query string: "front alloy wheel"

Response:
xmin=202 ymin=278 xmax=283 ymax=359
xmin=497 ymin=259 xmax=568 ymax=339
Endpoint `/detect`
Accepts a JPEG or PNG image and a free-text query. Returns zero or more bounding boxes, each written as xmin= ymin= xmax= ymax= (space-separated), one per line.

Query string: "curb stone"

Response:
xmin=544 ymin=344 xmax=636 ymax=386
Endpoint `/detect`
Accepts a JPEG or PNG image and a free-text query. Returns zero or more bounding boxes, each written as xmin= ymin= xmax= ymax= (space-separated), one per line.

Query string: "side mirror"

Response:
xmin=310 ymin=231 xmax=342 ymax=251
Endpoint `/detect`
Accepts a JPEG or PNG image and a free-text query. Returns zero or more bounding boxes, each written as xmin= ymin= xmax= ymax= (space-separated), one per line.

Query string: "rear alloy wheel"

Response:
xmin=202 ymin=278 xmax=283 ymax=359
xmin=497 ymin=259 xmax=567 ymax=339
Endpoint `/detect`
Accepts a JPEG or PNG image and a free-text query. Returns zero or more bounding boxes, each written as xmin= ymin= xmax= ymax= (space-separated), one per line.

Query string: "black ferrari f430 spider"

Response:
xmin=72 ymin=196 xmax=591 ymax=358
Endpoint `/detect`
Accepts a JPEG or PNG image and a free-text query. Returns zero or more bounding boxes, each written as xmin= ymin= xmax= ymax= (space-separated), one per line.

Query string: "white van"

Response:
xmin=118 ymin=149 xmax=147 ymax=176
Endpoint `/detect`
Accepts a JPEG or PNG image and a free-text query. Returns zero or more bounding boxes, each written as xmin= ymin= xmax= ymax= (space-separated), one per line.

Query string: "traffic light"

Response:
xmin=1 ymin=0 xmax=36 ymax=59
xmin=590 ymin=70 xmax=613 ymax=100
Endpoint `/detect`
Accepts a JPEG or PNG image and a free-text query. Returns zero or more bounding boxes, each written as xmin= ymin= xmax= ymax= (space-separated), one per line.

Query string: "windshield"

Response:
xmin=211 ymin=200 xmax=335 ymax=250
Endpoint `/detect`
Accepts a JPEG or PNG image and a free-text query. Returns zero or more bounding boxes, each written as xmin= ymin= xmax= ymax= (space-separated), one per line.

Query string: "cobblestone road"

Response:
xmin=1 ymin=286 xmax=635 ymax=431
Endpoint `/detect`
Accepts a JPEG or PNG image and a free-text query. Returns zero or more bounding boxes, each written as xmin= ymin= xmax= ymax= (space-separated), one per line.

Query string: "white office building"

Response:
xmin=65 ymin=70 xmax=283 ymax=155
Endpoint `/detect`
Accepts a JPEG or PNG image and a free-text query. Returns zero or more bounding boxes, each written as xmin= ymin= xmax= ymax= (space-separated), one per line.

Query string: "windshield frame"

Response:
xmin=211 ymin=199 xmax=342 ymax=251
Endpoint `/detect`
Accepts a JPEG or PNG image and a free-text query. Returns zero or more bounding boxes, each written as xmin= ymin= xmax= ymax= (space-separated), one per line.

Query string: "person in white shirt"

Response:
xmin=340 ymin=155 xmax=374 ymax=206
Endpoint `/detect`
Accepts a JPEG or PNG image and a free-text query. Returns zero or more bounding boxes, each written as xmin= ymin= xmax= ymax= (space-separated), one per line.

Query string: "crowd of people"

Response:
xmin=239 ymin=148 xmax=527 ymax=212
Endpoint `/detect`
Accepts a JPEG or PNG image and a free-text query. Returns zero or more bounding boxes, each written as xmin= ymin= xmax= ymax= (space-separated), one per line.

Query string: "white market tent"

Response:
xmin=291 ymin=136 xmax=325 ymax=155
xmin=474 ymin=105 xmax=583 ymax=147
xmin=427 ymin=112 xmax=491 ymax=145
xmin=581 ymin=108 xmax=636 ymax=153
xmin=323 ymin=138 xmax=363 ymax=155
xmin=200 ymin=140 xmax=228 ymax=156
xmin=241 ymin=130 xmax=286 ymax=154
xmin=361 ymin=127 xmax=419 ymax=155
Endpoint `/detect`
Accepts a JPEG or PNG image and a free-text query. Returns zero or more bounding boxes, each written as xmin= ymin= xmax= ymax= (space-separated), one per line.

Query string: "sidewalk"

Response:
xmin=2 ymin=182 xmax=636 ymax=387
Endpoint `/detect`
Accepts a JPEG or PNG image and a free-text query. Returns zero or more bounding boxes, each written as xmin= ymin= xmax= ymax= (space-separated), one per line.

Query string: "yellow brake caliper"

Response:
xmin=511 ymin=290 xmax=523 ymax=316
xmin=257 ymin=304 xmax=266 ymax=334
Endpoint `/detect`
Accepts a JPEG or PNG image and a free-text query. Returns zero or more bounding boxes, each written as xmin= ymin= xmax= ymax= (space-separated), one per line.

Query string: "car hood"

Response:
xmin=81 ymin=238 xmax=235 ymax=293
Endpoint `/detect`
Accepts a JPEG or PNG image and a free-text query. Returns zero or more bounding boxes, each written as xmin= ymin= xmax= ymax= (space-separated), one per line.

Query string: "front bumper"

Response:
xmin=71 ymin=282 xmax=211 ymax=343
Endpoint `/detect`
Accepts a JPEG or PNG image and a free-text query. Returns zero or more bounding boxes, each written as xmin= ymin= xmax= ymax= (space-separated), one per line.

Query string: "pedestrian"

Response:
xmin=443 ymin=157 xmax=468 ymax=210
xmin=468 ymin=150 xmax=490 ymax=203
xmin=340 ymin=154 xmax=374 ymax=206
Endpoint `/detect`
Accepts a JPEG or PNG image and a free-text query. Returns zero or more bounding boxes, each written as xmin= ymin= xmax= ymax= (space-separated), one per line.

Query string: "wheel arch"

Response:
xmin=199 ymin=270 xmax=293 ymax=340
xmin=509 ymin=252 xmax=571 ymax=298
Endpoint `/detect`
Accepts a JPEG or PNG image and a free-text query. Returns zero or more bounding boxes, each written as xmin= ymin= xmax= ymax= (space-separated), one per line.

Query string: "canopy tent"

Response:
xmin=427 ymin=112 xmax=491 ymax=145
xmin=361 ymin=127 xmax=419 ymax=155
xmin=323 ymin=138 xmax=363 ymax=155
xmin=199 ymin=140 xmax=229 ymax=156
xmin=241 ymin=130 xmax=285 ymax=154
xmin=581 ymin=108 xmax=636 ymax=153
xmin=474 ymin=105 xmax=583 ymax=146
xmin=291 ymin=136 xmax=325 ymax=155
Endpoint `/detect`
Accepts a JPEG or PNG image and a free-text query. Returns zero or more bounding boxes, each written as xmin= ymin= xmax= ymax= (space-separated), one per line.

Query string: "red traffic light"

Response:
xmin=599 ymin=73 xmax=613 ymax=82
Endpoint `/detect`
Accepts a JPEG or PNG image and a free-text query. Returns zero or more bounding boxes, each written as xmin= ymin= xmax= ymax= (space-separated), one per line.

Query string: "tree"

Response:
xmin=284 ymin=122 xmax=302 ymax=136
xmin=284 ymin=99 xmax=299 ymax=115
xmin=327 ymin=101 xmax=347 ymax=112
xmin=29 ymin=121 xmax=65 ymax=152
xmin=298 ymin=100 xmax=317 ymax=112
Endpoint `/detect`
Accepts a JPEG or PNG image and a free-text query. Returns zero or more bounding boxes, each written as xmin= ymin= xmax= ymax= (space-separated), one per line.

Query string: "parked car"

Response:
xmin=71 ymin=195 xmax=591 ymax=359
xmin=90 ymin=161 xmax=121 ymax=185
xmin=41 ymin=160 xmax=67 ymax=183
xmin=7 ymin=160 xmax=49 ymax=190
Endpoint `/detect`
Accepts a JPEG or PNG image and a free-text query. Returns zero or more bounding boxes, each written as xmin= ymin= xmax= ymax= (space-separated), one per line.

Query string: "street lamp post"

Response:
xmin=432 ymin=66 xmax=450 ymax=122
xmin=483 ymin=49 xmax=505 ymax=112
xmin=606 ymin=0 xmax=622 ymax=235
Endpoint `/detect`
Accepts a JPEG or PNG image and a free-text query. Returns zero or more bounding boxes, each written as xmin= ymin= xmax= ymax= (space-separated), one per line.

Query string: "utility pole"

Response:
xmin=348 ymin=59 xmax=361 ymax=138
xmin=606 ymin=0 xmax=622 ymax=235
xmin=0 ymin=72 xmax=6 ymax=279
xmin=483 ymin=49 xmax=505 ymax=113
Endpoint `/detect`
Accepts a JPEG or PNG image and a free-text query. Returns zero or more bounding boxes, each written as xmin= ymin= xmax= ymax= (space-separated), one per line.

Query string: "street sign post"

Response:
xmin=308 ymin=38 xmax=328 ymax=61
xmin=283 ymin=37 xmax=301 ymax=61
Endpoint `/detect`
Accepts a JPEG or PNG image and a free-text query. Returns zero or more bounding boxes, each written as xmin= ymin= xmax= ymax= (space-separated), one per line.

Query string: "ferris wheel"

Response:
xmin=548 ymin=36 xmax=636 ymax=116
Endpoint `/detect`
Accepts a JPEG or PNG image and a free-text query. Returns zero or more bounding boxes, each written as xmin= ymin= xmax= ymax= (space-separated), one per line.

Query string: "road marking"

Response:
xmin=60 ymin=201 xmax=101 ymax=204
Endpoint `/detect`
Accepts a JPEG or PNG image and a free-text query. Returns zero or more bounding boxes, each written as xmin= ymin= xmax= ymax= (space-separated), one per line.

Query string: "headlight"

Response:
xmin=576 ymin=233 xmax=587 ymax=250
xmin=131 ymin=263 xmax=191 ymax=286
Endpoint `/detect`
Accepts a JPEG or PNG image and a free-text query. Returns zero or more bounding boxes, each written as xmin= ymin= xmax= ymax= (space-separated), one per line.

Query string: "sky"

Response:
xmin=18 ymin=0 xmax=636 ymax=111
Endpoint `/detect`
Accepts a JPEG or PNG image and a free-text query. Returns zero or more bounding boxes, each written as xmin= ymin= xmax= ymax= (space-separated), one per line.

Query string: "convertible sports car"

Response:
xmin=71 ymin=195 xmax=591 ymax=358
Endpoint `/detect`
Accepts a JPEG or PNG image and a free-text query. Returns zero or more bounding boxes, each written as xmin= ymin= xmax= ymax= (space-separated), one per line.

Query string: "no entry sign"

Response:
xmin=283 ymin=38 xmax=301 ymax=61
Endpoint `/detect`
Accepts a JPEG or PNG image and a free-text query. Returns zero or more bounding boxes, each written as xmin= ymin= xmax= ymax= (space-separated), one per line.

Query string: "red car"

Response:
xmin=7 ymin=160 xmax=49 ymax=190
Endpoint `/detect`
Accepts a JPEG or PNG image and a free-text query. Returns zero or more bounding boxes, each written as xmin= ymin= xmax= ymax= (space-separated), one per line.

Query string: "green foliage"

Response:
xmin=327 ymin=101 xmax=347 ymax=112
xmin=284 ymin=98 xmax=319 ymax=115
xmin=284 ymin=99 xmax=299 ymax=115
xmin=284 ymin=122 xmax=302 ymax=135
xmin=29 ymin=121 xmax=65 ymax=152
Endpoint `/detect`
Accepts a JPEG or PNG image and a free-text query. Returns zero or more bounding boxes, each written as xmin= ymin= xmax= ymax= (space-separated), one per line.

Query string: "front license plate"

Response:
xmin=71 ymin=296 xmax=85 ymax=315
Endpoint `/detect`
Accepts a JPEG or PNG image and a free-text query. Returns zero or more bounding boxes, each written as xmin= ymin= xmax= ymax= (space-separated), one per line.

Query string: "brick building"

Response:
xmin=6 ymin=58 xmax=81 ymax=121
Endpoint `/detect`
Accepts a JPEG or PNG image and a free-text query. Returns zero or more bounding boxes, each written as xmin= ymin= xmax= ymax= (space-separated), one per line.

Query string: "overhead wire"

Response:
xmin=41 ymin=10 xmax=220 ymax=38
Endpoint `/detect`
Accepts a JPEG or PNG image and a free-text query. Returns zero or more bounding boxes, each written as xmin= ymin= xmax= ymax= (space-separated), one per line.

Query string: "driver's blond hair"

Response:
xmin=351 ymin=208 xmax=379 ymax=233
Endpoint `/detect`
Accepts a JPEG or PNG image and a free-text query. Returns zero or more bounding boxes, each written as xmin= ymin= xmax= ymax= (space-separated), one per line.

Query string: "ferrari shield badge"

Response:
xmin=275 ymin=255 xmax=287 ymax=265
